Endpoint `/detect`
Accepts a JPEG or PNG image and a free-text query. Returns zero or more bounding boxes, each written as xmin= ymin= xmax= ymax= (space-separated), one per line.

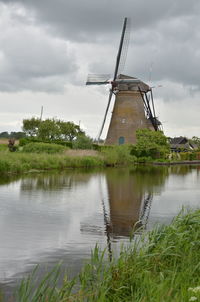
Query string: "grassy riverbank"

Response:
xmin=1 ymin=140 xmax=200 ymax=174
xmin=0 ymin=152 xmax=105 ymax=173
xmin=0 ymin=145 xmax=136 ymax=173
xmin=16 ymin=210 xmax=200 ymax=302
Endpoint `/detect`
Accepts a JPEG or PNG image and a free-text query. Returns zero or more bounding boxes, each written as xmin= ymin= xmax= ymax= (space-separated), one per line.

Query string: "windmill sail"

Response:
xmin=115 ymin=18 xmax=131 ymax=77
xmin=97 ymin=89 xmax=113 ymax=140
xmin=86 ymin=74 xmax=111 ymax=85
xmin=97 ymin=17 xmax=130 ymax=141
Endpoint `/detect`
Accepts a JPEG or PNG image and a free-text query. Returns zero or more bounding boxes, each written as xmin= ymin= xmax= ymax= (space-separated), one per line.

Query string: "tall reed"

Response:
xmin=16 ymin=210 xmax=200 ymax=302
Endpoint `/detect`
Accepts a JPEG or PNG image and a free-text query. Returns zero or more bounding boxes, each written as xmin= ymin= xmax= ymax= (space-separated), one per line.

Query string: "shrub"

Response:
xmin=179 ymin=152 xmax=198 ymax=161
xmin=136 ymin=156 xmax=153 ymax=163
xmin=72 ymin=135 xmax=93 ymax=150
xmin=132 ymin=129 xmax=170 ymax=159
xmin=19 ymin=137 xmax=73 ymax=148
xmin=92 ymin=144 xmax=101 ymax=151
xmin=22 ymin=142 xmax=66 ymax=154
xmin=102 ymin=145 xmax=136 ymax=166
xmin=196 ymin=152 xmax=200 ymax=160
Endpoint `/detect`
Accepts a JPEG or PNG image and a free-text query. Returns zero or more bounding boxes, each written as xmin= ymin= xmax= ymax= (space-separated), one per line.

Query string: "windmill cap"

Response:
xmin=116 ymin=74 xmax=150 ymax=92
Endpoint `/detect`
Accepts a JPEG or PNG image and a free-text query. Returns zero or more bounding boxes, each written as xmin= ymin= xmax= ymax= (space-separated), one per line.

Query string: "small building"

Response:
xmin=170 ymin=137 xmax=197 ymax=152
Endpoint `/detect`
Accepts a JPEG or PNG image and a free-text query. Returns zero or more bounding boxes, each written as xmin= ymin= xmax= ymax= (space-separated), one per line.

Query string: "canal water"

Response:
xmin=0 ymin=165 xmax=200 ymax=298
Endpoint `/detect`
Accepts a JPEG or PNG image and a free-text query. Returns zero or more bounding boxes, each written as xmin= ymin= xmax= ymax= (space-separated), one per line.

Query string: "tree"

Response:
xmin=191 ymin=136 xmax=200 ymax=147
xmin=22 ymin=117 xmax=84 ymax=142
xmin=58 ymin=120 xmax=84 ymax=141
xmin=0 ymin=132 xmax=9 ymax=138
xmin=72 ymin=134 xmax=93 ymax=149
xmin=22 ymin=118 xmax=41 ymax=137
xmin=10 ymin=132 xmax=26 ymax=139
xmin=131 ymin=129 xmax=170 ymax=159
xmin=37 ymin=119 xmax=60 ymax=140
xmin=0 ymin=131 xmax=26 ymax=139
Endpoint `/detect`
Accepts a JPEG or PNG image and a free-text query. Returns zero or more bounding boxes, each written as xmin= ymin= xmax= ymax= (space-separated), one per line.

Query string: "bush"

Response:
xmin=196 ymin=152 xmax=200 ymax=160
xmin=133 ymin=129 xmax=170 ymax=159
xmin=72 ymin=135 xmax=93 ymax=150
xmin=22 ymin=142 xmax=67 ymax=154
xmin=19 ymin=137 xmax=72 ymax=148
xmin=136 ymin=156 xmax=153 ymax=163
xmin=102 ymin=145 xmax=136 ymax=166
xmin=19 ymin=137 xmax=40 ymax=146
xmin=179 ymin=152 xmax=198 ymax=161
xmin=92 ymin=144 xmax=101 ymax=151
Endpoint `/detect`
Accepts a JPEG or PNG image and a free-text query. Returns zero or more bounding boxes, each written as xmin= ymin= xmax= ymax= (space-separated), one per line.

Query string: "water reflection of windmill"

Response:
xmin=95 ymin=171 xmax=153 ymax=261
xmin=86 ymin=17 xmax=161 ymax=144
xmin=105 ymin=169 xmax=153 ymax=237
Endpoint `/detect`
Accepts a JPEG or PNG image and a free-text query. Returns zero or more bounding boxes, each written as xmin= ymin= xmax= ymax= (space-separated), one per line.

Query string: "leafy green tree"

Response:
xmin=72 ymin=134 xmax=93 ymax=149
xmin=0 ymin=131 xmax=9 ymax=138
xmin=22 ymin=117 xmax=41 ymax=137
xmin=191 ymin=136 xmax=200 ymax=147
xmin=22 ymin=117 xmax=84 ymax=142
xmin=131 ymin=129 xmax=170 ymax=159
xmin=58 ymin=121 xmax=84 ymax=141
xmin=10 ymin=132 xmax=26 ymax=139
xmin=37 ymin=119 xmax=60 ymax=140
xmin=0 ymin=131 xmax=26 ymax=139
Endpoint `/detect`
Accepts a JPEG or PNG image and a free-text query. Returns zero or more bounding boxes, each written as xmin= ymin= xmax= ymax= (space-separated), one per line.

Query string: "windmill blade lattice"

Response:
xmin=97 ymin=17 xmax=130 ymax=141
xmin=86 ymin=74 xmax=111 ymax=85
xmin=117 ymin=18 xmax=131 ymax=76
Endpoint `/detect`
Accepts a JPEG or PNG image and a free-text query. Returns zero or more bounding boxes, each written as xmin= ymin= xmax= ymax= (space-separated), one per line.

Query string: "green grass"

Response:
xmin=0 ymin=145 xmax=138 ymax=174
xmin=0 ymin=151 xmax=105 ymax=173
xmin=16 ymin=210 xmax=200 ymax=302
xmin=0 ymin=144 xmax=8 ymax=151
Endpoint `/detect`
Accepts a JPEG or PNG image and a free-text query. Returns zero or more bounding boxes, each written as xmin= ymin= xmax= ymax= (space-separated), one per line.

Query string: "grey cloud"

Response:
xmin=1 ymin=0 xmax=200 ymax=93
xmin=1 ymin=0 xmax=200 ymax=41
xmin=0 ymin=3 xmax=78 ymax=92
xmin=117 ymin=13 xmax=200 ymax=91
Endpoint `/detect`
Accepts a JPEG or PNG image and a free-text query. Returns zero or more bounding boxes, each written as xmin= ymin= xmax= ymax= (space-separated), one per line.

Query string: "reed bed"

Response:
xmin=0 ymin=145 xmax=138 ymax=174
xmin=0 ymin=151 xmax=105 ymax=173
xmin=16 ymin=210 xmax=200 ymax=302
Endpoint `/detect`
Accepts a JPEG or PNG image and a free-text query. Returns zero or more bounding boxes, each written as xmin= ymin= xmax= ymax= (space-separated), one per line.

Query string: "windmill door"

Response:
xmin=118 ymin=136 xmax=125 ymax=145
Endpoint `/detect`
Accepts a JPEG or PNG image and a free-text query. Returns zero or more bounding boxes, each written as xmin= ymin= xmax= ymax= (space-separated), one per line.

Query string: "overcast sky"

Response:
xmin=0 ymin=0 xmax=200 ymax=138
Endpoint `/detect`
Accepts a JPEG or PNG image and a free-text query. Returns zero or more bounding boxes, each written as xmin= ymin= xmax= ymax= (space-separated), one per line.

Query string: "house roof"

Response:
xmin=170 ymin=137 xmax=188 ymax=145
xmin=170 ymin=136 xmax=198 ymax=150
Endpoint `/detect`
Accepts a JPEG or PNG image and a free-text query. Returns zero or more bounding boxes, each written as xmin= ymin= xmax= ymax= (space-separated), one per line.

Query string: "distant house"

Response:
xmin=170 ymin=137 xmax=198 ymax=152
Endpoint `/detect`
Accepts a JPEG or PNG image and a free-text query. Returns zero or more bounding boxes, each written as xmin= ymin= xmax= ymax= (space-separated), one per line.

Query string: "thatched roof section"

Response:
xmin=170 ymin=136 xmax=198 ymax=151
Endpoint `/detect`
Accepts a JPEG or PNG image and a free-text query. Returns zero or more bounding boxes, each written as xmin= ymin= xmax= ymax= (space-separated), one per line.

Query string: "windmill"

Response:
xmin=86 ymin=17 xmax=161 ymax=145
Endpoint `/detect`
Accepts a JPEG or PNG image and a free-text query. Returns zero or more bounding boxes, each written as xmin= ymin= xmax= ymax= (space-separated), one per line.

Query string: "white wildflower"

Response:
xmin=189 ymin=297 xmax=197 ymax=301
xmin=193 ymin=286 xmax=200 ymax=293
xmin=188 ymin=286 xmax=200 ymax=294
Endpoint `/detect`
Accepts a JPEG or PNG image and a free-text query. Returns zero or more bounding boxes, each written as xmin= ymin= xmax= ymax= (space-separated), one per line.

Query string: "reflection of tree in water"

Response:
xmin=20 ymin=170 xmax=94 ymax=192
xmin=0 ymin=174 xmax=21 ymax=185
xmin=104 ymin=166 xmax=169 ymax=237
xmin=169 ymin=165 xmax=200 ymax=176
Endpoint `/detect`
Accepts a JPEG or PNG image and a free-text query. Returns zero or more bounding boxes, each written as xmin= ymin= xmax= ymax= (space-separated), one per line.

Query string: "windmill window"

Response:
xmin=122 ymin=118 xmax=126 ymax=124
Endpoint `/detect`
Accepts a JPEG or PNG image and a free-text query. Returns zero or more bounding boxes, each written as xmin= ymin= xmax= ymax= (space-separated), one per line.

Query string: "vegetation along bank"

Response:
xmin=16 ymin=209 xmax=200 ymax=302
xmin=0 ymin=117 xmax=200 ymax=174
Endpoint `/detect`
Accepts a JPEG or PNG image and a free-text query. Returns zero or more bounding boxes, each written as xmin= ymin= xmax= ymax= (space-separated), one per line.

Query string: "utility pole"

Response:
xmin=40 ymin=106 xmax=43 ymax=121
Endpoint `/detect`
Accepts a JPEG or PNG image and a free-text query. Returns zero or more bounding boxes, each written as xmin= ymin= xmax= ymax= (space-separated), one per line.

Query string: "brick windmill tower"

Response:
xmin=86 ymin=18 xmax=161 ymax=145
